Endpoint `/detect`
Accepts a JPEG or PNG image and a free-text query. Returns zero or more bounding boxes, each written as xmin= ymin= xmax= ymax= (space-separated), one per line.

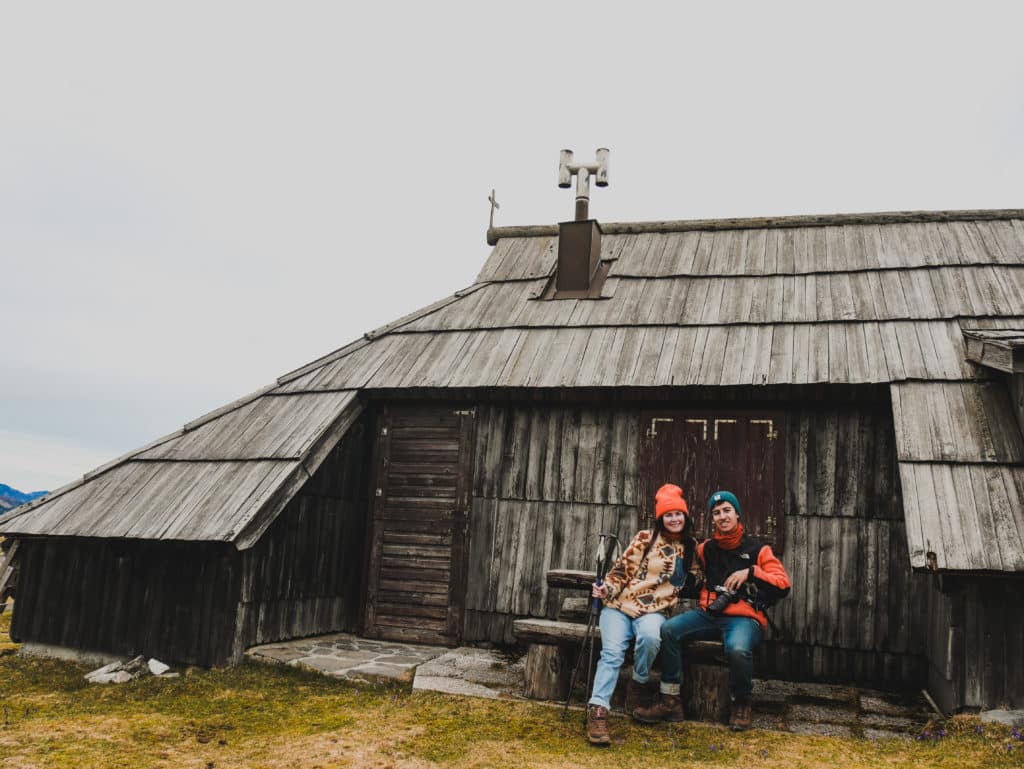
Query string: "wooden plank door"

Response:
xmin=639 ymin=411 xmax=785 ymax=551
xmin=363 ymin=405 xmax=474 ymax=645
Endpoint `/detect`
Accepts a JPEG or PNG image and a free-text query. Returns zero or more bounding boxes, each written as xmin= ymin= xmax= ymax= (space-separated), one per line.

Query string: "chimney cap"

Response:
xmin=558 ymin=148 xmax=609 ymax=221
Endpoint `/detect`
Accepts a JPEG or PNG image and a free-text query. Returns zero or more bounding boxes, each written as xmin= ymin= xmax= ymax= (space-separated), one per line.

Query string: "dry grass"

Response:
xmin=0 ymin=611 xmax=1021 ymax=768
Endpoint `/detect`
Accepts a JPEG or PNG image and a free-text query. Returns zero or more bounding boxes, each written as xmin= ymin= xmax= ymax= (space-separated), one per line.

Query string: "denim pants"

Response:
xmin=659 ymin=610 xmax=763 ymax=701
xmin=587 ymin=607 xmax=665 ymax=709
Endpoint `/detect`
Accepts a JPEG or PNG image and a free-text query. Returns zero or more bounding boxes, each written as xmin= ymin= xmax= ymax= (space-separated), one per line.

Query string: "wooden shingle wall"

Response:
xmin=9 ymin=414 xmax=372 ymax=666
xmin=11 ymin=539 xmax=241 ymax=666
xmin=462 ymin=394 xmax=926 ymax=687
xmin=924 ymin=578 xmax=1024 ymax=712
xmin=463 ymin=405 xmax=641 ymax=642
xmin=891 ymin=382 xmax=1024 ymax=464
xmin=766 ymin=404 xmax=926 ymax=684
xmin=10 ymin=213 xmax=1024 ymax=552
xmin=891 ymin=377 xmax=1024 ymax=573
xmin=1011 ymin=374 xmax=1024 ymax=434
xmin=899 ymin=464 xmax=1024 ymax=572
xmin=233 ymin=414 xmax=371 ymax=653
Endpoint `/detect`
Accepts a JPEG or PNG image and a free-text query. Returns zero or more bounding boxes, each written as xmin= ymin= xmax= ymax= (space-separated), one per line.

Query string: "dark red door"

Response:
xmin=639 ymin=411 xmax=784 ymax=551
xmin=363 ymin=406 xmax=474 ymax=645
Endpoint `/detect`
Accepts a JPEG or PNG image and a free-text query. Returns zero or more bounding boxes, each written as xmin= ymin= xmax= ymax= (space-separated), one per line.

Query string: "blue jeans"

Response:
xmin=659 ymin=610 xmax=763 ymax=701
xmin=587 ymin=608 xmax=665 ymax=709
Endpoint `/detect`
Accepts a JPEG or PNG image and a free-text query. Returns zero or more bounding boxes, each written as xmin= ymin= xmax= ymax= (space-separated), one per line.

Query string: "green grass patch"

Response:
xmin=0 ymin=604 xmax=1020 ymax=768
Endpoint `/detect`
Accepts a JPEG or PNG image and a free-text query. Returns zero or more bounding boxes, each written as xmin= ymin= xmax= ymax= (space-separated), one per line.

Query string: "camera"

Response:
xmin=706 ymin=585 xmax=741 ymax=615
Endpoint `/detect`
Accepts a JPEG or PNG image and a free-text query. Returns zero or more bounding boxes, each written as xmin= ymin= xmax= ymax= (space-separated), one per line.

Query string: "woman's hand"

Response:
xmin=723 ymin=568 xmax=750 ymax=592
xmin=591 ymin=582 xmax=609 ymax=599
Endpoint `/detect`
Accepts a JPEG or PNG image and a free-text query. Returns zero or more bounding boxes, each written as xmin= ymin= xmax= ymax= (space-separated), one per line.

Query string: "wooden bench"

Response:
xmin=512 ymin=567 xmax=731 ymax=721
xmin=514 ymin=617 xmax=595 ymax=699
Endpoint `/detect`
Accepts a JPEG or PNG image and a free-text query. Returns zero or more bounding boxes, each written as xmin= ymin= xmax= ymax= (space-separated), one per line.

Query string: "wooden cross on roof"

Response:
xmin=488 ymin=189 xmax=500 ymax=230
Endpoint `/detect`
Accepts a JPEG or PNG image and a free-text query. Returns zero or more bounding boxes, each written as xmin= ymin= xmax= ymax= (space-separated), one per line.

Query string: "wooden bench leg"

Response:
xmin=683 ymin=662 xmax=730 ymax=723
xmin=524 ymin=643 xmax=572 ymax=700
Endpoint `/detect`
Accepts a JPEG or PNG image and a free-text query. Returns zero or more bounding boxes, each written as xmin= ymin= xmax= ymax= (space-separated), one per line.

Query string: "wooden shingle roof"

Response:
xmin=0 ymin=390 xmax=362 ymax=548
xmin=4 ymin=209 xmax=1024 ymax=566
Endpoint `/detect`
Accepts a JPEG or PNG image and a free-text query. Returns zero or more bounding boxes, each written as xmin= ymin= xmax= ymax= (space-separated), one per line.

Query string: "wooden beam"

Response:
xmin=0 ymin=539 xmax=19 ymax=598
xmin=546 ymin=569 xmax=596 ymax=591
xmin=488 ymin=209 xmax=1024 ymax=245
xmin=513 ymin=618 xmax=595 ymax=644
xmin=963 ymin=329 xmax=1024 ymax=374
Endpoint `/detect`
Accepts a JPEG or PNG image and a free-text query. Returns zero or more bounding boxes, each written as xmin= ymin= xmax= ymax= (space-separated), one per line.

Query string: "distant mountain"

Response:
xmin=0 ymin=484 xmax=49 ymax=514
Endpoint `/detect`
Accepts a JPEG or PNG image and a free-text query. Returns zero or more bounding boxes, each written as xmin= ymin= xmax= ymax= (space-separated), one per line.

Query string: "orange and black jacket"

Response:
xmin=696 ymin=535 xmax=791 ymax=629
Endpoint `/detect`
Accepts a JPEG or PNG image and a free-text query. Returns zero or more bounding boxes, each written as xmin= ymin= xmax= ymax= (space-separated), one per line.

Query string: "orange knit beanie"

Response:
xmin=655 ymin=483 xmax=689 ymax=519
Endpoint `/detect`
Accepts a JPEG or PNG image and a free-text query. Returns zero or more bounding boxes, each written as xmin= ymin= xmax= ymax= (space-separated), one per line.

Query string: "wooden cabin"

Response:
xmin=3 ymin=208 xmax=1023 ymax=713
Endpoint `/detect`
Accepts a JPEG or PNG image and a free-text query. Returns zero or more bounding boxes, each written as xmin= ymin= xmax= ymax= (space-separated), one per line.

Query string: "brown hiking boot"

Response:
xmin=633 ymin=693 xmax=685 ymax=724
xmin=624 ymin=679 xmax=651 ymax=716
xmin=729 ymin=699 xmax=752 ymax=731
xmin=586 ymin=705 xmax=611 ymax=745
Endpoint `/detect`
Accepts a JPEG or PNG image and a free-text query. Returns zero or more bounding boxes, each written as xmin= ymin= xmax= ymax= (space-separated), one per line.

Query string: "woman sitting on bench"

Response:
xmin=585 ymin=483 xmax=700 ymax=746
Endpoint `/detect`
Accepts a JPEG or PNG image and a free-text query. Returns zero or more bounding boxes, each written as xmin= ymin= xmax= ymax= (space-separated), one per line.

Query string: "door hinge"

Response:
xmin=751 ymin=418 xmax=779 ymax=441
xmin=685 ymin=418 xmax=708 ymax=440
xmin=713 ymin=418 xmax=737 ymax=440
xmin=647 ymin=417 xmax=673 ymax=438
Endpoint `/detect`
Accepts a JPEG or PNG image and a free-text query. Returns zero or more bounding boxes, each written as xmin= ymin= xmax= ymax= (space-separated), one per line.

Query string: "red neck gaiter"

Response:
xmin=713 ymin=522 xmax=744 ymax=550
xmin=661 ymin=528 xmax=682 ymax=543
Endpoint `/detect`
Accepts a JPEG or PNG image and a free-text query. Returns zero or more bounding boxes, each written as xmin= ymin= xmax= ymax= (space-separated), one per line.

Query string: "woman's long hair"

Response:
xmin=642 ymin=512 xmax=696 ymax=563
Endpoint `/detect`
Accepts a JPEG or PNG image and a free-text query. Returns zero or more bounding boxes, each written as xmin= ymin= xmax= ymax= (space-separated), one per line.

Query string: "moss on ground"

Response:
xmin=0 ymin=608 xmax=1021 ymax=768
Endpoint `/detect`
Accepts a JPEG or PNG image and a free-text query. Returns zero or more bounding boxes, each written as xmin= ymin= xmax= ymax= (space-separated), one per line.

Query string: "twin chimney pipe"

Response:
xmin=556 ymin=149 xmax=609 ymax=294
xmin=559 ymin=148 xmax=609 ymax=221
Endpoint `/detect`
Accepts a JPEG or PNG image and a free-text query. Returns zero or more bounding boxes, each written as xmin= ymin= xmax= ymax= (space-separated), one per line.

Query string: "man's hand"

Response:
xmin=592 ymin=582 xmax=609 ymax=599
xmin=723 ymin=568 xmax=750 ymax=592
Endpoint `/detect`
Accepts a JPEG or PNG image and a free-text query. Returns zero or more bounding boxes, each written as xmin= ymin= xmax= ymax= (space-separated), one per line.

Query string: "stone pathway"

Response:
xmin=746 ymin=678 xmax=931 ymax=738
xmin=247 ymin=633 xmax=932 ymax=737
xmin=413 ymin=647 xmax=525 ymax=699
xmin=246 ymin=633 xmax=447 ymax=683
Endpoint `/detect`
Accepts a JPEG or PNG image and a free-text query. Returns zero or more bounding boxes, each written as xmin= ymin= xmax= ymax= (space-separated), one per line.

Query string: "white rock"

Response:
xmin=147 ymin=658 xmax=170 ymax=675
xmin=980 ymin=709 xmax=1024 ymax=728
xmin=85 ymin=661 xmax=123 ymax=682
xmin=88 ymin=670 xmax=134 ymax=684
xmin=122 ymin=655 xmax=149 ymax=675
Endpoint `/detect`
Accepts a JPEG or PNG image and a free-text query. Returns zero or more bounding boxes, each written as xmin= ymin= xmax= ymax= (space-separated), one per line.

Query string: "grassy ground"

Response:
xmin=1 ymin=611 xmax=1021 ymax=769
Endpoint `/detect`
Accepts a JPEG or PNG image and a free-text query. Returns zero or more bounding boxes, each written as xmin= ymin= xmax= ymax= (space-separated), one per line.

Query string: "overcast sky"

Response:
xmin=2 ymin=2 xmax=1023 ymax=492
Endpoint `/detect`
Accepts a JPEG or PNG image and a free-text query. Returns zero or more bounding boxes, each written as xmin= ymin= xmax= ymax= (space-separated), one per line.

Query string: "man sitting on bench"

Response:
xmin=635 ymin=490 xmax=791 ymax=731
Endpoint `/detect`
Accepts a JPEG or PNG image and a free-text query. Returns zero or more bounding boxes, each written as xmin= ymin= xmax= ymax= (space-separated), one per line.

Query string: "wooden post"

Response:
xmin=683 ymin=662 xmax=730 ymax=723
xmin=524 ymin=644 xmax=572 ymax=700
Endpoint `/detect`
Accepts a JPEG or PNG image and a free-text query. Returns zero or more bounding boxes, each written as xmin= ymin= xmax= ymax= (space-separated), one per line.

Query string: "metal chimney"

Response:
xmin=556 ymin=148 xmax=608 ymax=293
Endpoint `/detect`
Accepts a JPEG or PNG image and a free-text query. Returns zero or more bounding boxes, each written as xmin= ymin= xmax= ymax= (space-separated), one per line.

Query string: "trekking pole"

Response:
xmin=562 ymin=532 xmax=620 ymax=719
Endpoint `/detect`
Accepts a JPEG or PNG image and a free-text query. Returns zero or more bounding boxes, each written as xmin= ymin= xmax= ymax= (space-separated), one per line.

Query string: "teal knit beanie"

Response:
xmin=707 ymin=490 xmax=741 ymax=517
